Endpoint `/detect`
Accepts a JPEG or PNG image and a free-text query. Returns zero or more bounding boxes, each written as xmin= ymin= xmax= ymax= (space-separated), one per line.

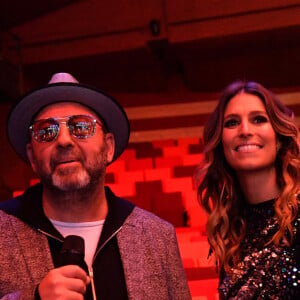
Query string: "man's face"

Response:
xmin=26 ymin=102 xmax=115 ymax=192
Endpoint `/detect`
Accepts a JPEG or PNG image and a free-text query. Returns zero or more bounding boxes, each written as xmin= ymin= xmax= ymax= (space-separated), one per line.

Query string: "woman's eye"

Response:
xmin=253 ymin=115 xmax=268 ymax=124
xmin=224 ymin=119 xmax=239 ymax=128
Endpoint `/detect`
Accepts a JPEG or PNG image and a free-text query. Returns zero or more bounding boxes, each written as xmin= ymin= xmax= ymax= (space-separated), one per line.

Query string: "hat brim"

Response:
xmin=7 ymin=82 xmax=130 ymax=163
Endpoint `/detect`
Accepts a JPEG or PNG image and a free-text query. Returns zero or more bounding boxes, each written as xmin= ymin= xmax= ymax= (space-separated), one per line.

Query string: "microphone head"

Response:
xmin=61 ymin=235 xmax=85 ymax=256
xmin=58 ymin=235 xmax=86 ymax=270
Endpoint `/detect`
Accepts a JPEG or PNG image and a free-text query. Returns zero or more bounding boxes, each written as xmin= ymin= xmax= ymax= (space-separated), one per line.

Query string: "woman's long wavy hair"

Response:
xmin=194 ymin=81 xmax=300 ymax=272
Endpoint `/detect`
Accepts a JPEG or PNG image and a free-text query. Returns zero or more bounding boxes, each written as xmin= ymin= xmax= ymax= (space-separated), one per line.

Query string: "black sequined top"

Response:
xmin=219 ymin=199 xmax=299 ymax=299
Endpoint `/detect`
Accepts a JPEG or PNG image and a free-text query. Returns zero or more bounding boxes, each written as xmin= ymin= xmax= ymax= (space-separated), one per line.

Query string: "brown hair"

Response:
xmin=194 ymin=81 xmax=300 ymax=271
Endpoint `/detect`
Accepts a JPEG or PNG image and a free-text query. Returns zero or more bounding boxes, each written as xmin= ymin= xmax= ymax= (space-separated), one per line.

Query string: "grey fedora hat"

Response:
xmin=7 ymin=72 xmax=130 ymax=163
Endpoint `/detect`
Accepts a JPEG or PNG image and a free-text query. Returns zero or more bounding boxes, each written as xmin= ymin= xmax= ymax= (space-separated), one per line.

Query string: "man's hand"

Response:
xmin=38 ymin=265 xmax=90 ymax=300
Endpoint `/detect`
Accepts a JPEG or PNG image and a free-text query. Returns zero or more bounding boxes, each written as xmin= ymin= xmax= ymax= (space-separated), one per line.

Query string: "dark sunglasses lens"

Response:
xmin=68 ymin=115 xmax=95 ymax=138
xmin=32 ymin=119 xmax=59 ymax=142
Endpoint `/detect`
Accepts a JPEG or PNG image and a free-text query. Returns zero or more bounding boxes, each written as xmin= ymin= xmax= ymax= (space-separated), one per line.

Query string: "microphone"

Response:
xmin=57 ymin=235 xmax=93 ymax=299
xmin=58 ymin=235 xmax=86 ymax=271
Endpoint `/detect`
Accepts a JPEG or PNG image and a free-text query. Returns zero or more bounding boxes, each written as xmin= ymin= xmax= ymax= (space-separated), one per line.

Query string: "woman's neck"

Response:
xmin=236 ymin=167 xmax=280 ymax=204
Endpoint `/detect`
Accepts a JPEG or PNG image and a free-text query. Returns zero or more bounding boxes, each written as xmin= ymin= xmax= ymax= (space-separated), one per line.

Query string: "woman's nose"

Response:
xmin=239 ymin=120 xmax=252 ymax=135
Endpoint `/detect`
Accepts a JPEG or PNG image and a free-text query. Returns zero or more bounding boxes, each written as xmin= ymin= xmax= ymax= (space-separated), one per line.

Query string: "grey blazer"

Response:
xmin=0 ymin=208 xmax=191 ymax=300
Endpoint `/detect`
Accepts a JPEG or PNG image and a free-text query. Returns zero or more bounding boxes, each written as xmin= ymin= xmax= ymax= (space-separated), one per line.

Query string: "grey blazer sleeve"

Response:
xmin=0 ymin=211 xmax=53 ymax=300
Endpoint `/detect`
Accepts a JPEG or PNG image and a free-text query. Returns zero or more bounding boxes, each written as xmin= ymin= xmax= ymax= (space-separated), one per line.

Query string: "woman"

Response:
xmin=194 ymin=81 xmax=299 ymax=299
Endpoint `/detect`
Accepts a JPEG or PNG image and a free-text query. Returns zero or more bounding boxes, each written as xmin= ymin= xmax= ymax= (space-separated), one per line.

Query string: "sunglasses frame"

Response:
xmin=29 ymin=114 xmax=103 ymax=143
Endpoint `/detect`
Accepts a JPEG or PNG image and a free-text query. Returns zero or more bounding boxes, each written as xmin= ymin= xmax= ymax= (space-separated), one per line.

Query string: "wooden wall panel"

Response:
xmin=8 ymin=0 xmax=165 ymax=43
xmin=4 ymin=0 xmax=300 ymax=65
xmin=168 ymin=4 xmax=300 ymax=42
xmin=166 ymin=0 xmax=300 ymax=23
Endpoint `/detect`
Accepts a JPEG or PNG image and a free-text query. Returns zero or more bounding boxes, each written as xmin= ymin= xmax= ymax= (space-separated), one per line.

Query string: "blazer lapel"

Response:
xmin=117 ymin=220 xmax=144 ymax=299
xmin=11 ymin=216 xmax=54 ymax=284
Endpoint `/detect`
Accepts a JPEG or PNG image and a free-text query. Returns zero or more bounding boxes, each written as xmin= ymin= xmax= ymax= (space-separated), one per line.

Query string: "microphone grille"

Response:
xmin=61 ymin=235 xmax=85 ymax=256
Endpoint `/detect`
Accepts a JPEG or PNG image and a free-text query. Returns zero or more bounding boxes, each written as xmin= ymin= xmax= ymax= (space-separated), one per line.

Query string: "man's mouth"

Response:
xmin=51 ymin=157 xmax=81 ymax=169
xmin=56 ymin=160 xmax=80 ymax=165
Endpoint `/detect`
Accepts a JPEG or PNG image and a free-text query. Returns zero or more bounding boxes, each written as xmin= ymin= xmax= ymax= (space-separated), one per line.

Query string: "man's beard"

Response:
xmin=50 ymin=161 xmax=103 ymax=192
xmin=33 ymin=144 xmax=108 ymax=198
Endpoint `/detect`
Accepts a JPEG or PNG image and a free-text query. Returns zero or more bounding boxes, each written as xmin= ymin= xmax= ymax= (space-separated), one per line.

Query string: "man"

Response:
xmin=0 ymin=73 xmax=191 ymax=299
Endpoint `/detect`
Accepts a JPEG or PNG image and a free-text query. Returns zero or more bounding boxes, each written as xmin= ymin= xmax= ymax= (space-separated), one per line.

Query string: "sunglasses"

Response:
xmin=29 ymin=115 xmax=104 ymax=143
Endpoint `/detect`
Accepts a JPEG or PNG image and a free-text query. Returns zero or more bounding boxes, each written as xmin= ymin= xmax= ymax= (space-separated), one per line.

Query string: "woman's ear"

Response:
xmin=276 ymin=140 xmax=282 ymax=152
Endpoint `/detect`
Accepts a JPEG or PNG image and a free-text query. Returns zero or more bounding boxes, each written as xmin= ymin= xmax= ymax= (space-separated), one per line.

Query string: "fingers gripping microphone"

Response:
xmin=57 ymin=235 xmax=93 ymax=299
xmin=58 ymin=235 xmax=87 ymax=271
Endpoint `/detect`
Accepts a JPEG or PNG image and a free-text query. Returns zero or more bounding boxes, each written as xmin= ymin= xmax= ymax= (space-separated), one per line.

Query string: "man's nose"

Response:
xmin=56 ymin=122 xmax=74 ymax=145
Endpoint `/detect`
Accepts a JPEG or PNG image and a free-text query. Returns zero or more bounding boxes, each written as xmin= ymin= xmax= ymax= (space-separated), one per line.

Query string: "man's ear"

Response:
xmin=105 ymin=133 xmax=115 ymax=164
xmin=26 ymin=143 xmax=37 ymax=173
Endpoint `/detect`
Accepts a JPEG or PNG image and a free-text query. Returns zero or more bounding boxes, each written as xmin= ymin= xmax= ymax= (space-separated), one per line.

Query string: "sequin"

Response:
xmin=218 ymin=199 xmax=300 ymax=299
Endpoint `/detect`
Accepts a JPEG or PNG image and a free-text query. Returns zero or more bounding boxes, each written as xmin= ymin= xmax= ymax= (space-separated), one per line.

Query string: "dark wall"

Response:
xmin=0 ymin=103 xmax=35 ymax=201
